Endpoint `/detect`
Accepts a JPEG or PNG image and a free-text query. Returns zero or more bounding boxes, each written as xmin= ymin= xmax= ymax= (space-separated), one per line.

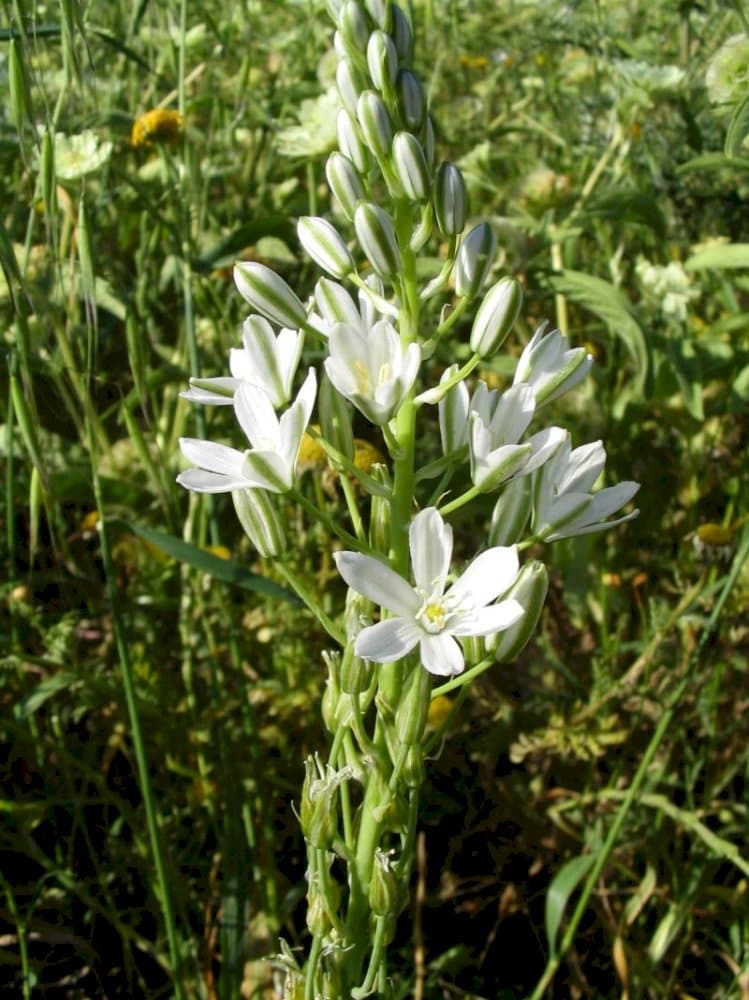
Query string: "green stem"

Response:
xmin=439 ymin=484 xmax=480 ymax=517
xmin=276 ymin=562 xmax=346 ymax=645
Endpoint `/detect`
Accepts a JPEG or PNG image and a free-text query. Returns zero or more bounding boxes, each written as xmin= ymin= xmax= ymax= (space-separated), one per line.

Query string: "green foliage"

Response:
xmin=1 ymin=0 xmax=748 ymax=997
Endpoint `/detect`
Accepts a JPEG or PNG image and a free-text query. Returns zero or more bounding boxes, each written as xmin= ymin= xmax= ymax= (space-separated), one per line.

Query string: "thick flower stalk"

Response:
xmin=175 ymin=1 xmax=640 ymax=995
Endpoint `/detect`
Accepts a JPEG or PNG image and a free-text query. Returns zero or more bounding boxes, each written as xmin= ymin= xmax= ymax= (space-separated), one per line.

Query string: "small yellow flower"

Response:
xmin=353 ymin=438 xmax=385 ymax=475
xmin=131 ymin=109 xmax=184 ymax=148
xmin=204 ymin=544 xmax=232 ymax=561
xmin=458 ymin=54 xmax=489 ymax=71
xmin=297 ymin=426 xmax=328 ymax=472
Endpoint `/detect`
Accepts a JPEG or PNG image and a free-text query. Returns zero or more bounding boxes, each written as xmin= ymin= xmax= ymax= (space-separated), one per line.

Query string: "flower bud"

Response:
xmin=297 ymin=216 xmax=355 ymax=279
xmin=341 ymin=646 xmax=373 ymax=695
xmin=367 ymin=30 xmax=398 ymax=92
xmin=395 ymin=666 xmax=432 ymax=746
xmin=318 ymin=369 xmax=355 ymax=460
xmin=422 ymin=114 xmax=435 ymax=167
xmin=401 ymin=744 xmax=425 ymax=787
xmin=337 ymin=108 xmax=370 ymax=174
xmin=454 ymin=221 xmax=497 ymax=299
xmin=390 ymin=5 xmax=412 ymax=61
xmin=326 ymin=151 xmax=365 ymax=221
xmin=438 ymin=365 xmax=470 ymax=454
xmin=470 ymin=276 xmax=523 ymax=358
xmin=232 ymin=488 xmax=286 ymax=557
xmin=369 ymin=850 xmax=400 ymax=917
xmin=326 ymin=0 xmax=345 ymax=18
xmin=396 ymin=69 xmax=426 ymax=130
xmin=233 ymin=260 xmax=307 ymax=329
xmin=336 ymin=58 xmax=362 ymax=117
xmin=354 ymin=202 xmax=401 ymax=281
xmin=486 ymin=560 xmax=548 ymax=662
xmin=392 ymin=131 xmax=430 ymax=201
xmin=357 ymin=90 xmax=393 ymax=162
xmin=488 ymin=476 xmax=531 ymax=546
xmin=365 ymin=0 xmax=392 ymax=30
xmin=315 ymin=276 xmax=361 ymax=328
xmin=434 ymin=162 xmax=467 ymax=236
xmin=368 ymin=464 xmax=392 ymax=552
xmin=339 ymin=1 xmax=370 ymax=57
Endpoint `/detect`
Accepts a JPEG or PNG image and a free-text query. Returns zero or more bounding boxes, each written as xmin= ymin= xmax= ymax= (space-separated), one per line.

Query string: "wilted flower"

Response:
xmin=334 ymin=507 xmax=523 ymax=676
xmin=131 ymin=109 xmax=184 ymax=148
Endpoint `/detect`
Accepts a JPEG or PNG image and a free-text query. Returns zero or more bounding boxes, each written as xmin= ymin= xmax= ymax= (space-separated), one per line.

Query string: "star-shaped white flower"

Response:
xmin=177 ymin=368 xmax=316 ymax=494
xmin=181 ymin=315 xmax=302 ymax=409
xmin=334 ymin=507 xmax=523 ymax=676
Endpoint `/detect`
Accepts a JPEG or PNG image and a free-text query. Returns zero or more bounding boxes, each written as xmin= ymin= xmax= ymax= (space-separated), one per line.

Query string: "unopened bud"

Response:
xmin=232 ymin=488 xmax=286 ymax=557
xmin=392 ymin=131 xmax=430 ymax=201
xmin=488 ymin=476 xmax=531 ymax=546
xmin=336 ymin=58 xmax=362 ymax=117
xmin=395 ymin=666 xmax=432 ymax=746
xmin=337 ymin=108 xmax=371 ymax=174
xmin=396 ymin=69 xmax=426 ymax=130
xmin=438 ymin=367 xmax=471 ymax=454
xmin=357 ymin=90 xmax=394 ymax=162
xmin=367 ymin=30 xmax=398 ymax=92
xmin=354 ymin=202 xmax=401 ymax=281
xmin=434 ymin=162 xmax=467 ymax=236
xmin=455 ymin=221 xmax=497 ymax=299
xmin=390 ymin=5 xmax=412 ymax=61
xmin=470 ymin=276 xmax=523 ymax=358
xmin=326 ymin=151 xmax=365 ymax=221
xmin=315 ymin=277 xmax=362 ymax=329
xmin=422 ymin=114 xmax=435 ymax=167
xmin=487 ymin=560 xmax=548 ymax=662
xmin=339 ymin=0 xmax=370 ymax=57
xmin=297 ymin=216 xmax=355 ymax=279
xmin=234 ymin=261 xmax=306 ymax=329
xmin=368 ymin=464 xmax=392 ymax=551
xmin=365 ymin=0 xmax=392 ymax=30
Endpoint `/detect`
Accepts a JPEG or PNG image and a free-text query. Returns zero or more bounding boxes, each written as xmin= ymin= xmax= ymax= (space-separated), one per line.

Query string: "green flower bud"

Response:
xmin=305 ymin=893 xmax=329 ymax=937
xmin=367 ymin=30 xmax=398 ymax=92
xmin=486 ymin=560 xmax=548 ymax=662
xmin=232 ymin=488 xmax=286 ymax=557
xmin=392 ymin=131 xmax=430 ymax=201
xmin=354 ymin=202 xmax=401 ymax=281
xmin=339 ymin=1 xmax=370 ymax=57
xmin=326 ymin=0 xmax=345 ymax=18
xmin=340 ymin=647 xmax=374 ymax=695
xmin=401 ymin=744 xmax=425 ymax=787
xmin=321 ymin=652 xmax=342 ymax=732
xmin=369 ymin=850 xmax=400 ymax=917
xmin=365 ymin=0 xmax=392 ymax=30
xmin=315 ymin=276 xmax=361 ymax=328
xmin=469 ymin=276 xmax=523 ymax=358
xmin=422 ymin=114 xmax=435 ymax=167
xmin=297 ymin=216 xmax=355 ymax=279
xmin=337 ymin=108 xmax=371 ymax=174
xmin=488 ymin=476 xmax=531 ymax=546
xmin=233 ymin=260 xmax=307 ymax=329
xmin=434 ymin=161 xmax=467 ymax=236
xmin=357 ymin=89 xmax=394 ymax=162
xmin=454 ymin=221 xmax=497 ymax=299
xmin=395 ymin=665 xmax=432 ymax=746
xmin=390 ymin=5 xmax=412 ymax=61
xmin=336 ymin=58 xmax=362 ymax=116
xmin=325 ymin=151 xmax=365 ymax=221
xmin=396 ymin=68 xmax=426 ymax=130
xmin=368 ymin=463 xmax=392 ymax=552
xmin=318 ymin=368 xmax=355 ymax=460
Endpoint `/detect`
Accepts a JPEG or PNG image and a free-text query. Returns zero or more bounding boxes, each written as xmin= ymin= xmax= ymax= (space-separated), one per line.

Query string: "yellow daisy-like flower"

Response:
xmin=353 ymin=438 xmax=385 ymax=474
xmin=131 ymin=109 xmax=184 ymax=148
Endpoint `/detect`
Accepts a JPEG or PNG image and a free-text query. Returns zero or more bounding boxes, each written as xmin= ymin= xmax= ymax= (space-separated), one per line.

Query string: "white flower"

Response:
xmin=635 ymin=257 xmax=698 ymax=323
xmin=52 ymin=130 xmax=113 ymax=180
xmin=469 ymin=382 xmax=565 ymax=491
xmin=334 ymin=507 xmax=523 ymax=676
xmin=177 ymin=369 xmax=316 ymax=494
xmin=531 ymin=434 xmax=640 ymax=541
xmin=182 ymin=315 xmax=302 ymax=408
xmin=276 ymin=86 xmax=340 ymax=158
xmin=706 ymin=34 xmax=749 ymax=105
xmin=513 ymin=322 xmax=593 ymax=405
xmin=324 ymin=320 xmax=420 ymax=425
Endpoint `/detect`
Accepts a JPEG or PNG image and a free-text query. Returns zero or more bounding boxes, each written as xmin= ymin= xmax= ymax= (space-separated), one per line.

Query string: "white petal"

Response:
xmin=561 ymin=441 xmax=606 ymax=494
xmin=587 ymin=481 xmax=640 ymax=521
xmin=334 ymin=552 xmax=421 ymax=616
xmin=243 ymin=450 xmax=293 ymax=492
xmin=177 ymin=469 xmax=247 ymax=493
xmin=419 ymin=633 xmax=464 ymax=676
xmin=450 ymin=599 xmax=523 ymax=636
xmin=449 ymin=545 xmax=519 ymax=608
xmin=399 ymin=341 xmax=421 ymax=397
xmin=279 ymin=368 xmax=317 ymax=465
xmin=409 ymin=507 xmax=452 ymax=593
xmin=179 ymin=438 xmax=247 ymax=476
xmin=523 ymin=426 xmax=567 ymax=475
xmin=355 ymin=618 xmax=421 ymax=662
xmin=181 ymin=377 xmax=239 ymax=405
xmin=234 ymin=384 xmax=280 ymax=450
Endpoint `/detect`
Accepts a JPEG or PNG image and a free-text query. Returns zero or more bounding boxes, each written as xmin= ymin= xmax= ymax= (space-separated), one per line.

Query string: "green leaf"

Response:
xmin=685 ymin=243 xmax=749 ymax=270
xmin=192 ymin=218 xmax=296 ymax=274
xmin=677 ymin=152 xmax=749 ymax=174
xmin=14 ymin=672 xmax=79 ymax=719
xmin=582 ymin=188 xmax=666 ymax=237
xmin=725 ymin=90 xmax=749 ymax=158
xmin=666 ymin=337 xmax=703 ymax=420
xmin=120 ymin=520 xmax=299 ymax=603
xmin=550 ymin=269 xmax=651 ymax=396
xmin=545 ymin=852 xmax=597 ymax=955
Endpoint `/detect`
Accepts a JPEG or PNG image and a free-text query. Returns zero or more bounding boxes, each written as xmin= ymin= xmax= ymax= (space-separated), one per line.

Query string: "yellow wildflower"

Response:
xmin=297 ymin=426 xmax=328 ymax=472
xmin=353 ymin=438 xmax=385 ymax=475
xmin=131 ymin=109 xmax=184 ymax=148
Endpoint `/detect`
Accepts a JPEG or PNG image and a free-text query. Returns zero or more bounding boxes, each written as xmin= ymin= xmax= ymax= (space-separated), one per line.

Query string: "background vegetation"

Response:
xmin=1 ymin=0 xmax=748 ymax=996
